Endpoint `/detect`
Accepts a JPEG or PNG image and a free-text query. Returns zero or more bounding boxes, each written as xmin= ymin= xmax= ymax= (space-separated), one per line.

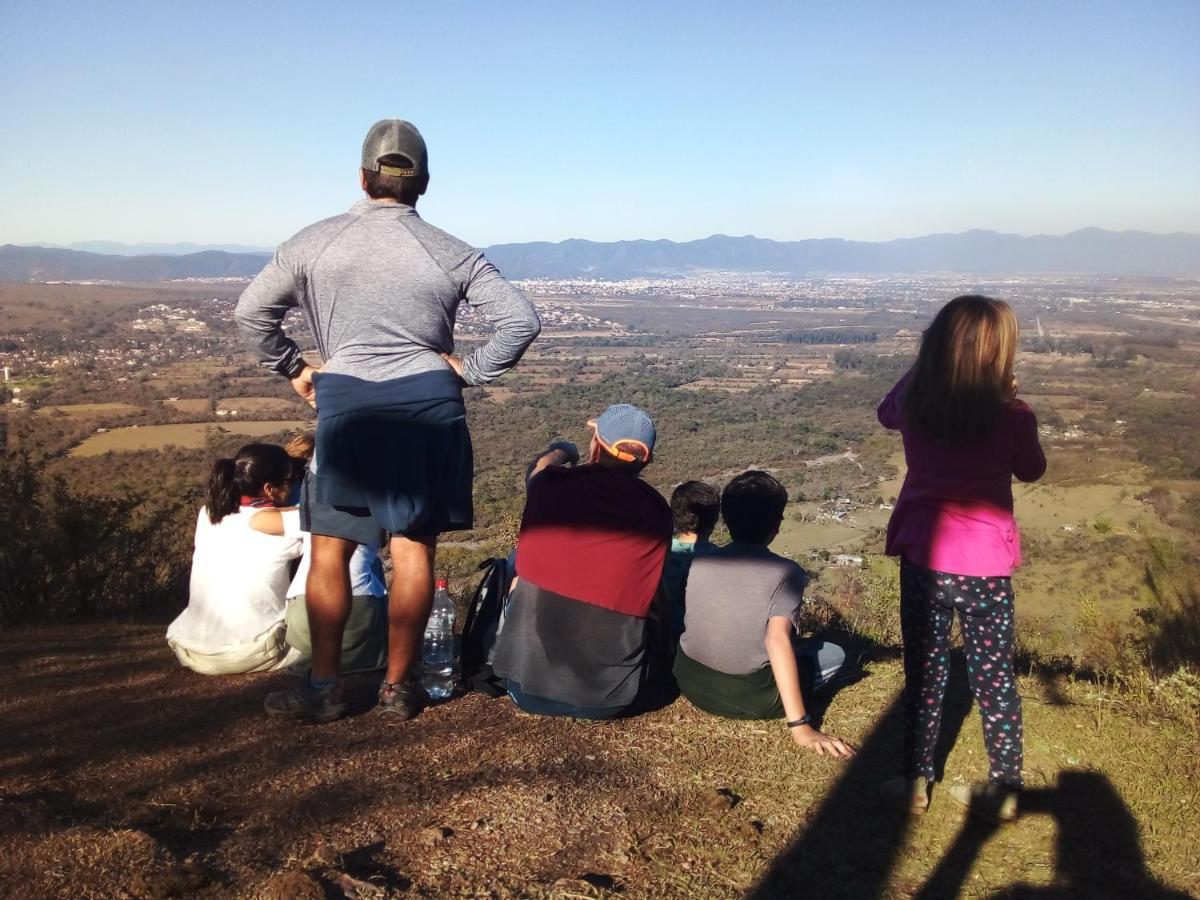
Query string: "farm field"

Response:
xmin=774 ymin=517 xmax=880 ymax=556
xmin=215 ymin=396 xmax=298 ymax=415
xmin=162 ymin=398 xmax=211 ymax=414
xmin=69 ymin=420 xmax=309 ymax=456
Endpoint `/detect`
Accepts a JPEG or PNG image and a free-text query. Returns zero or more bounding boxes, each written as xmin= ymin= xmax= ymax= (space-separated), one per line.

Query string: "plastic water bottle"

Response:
xmin=422 ymin=578 xmax=456 ymax=700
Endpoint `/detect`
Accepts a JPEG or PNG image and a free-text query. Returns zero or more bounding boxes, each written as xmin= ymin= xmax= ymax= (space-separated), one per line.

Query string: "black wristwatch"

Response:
xmin=283 ymin=357 xmax=308 ymax=379
xmin=786 ymin=714 xmax=813 ymax=728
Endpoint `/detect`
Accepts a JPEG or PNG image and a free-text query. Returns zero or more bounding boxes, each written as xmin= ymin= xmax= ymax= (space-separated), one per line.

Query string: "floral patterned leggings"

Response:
xmin=900 ymin=558 xmax=1023 ymax=788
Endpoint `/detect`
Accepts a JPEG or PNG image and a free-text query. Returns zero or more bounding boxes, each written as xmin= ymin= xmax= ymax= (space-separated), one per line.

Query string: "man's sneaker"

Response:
xmin=377 ymin=678 xmax=429 ymax=721
xmin=881 ymin=775 xmax=932 ymax=814
xmin=947 ymin=781 xmax=1020 ymax=824
xmin=264 ymin=678 xmax=346 ymax=723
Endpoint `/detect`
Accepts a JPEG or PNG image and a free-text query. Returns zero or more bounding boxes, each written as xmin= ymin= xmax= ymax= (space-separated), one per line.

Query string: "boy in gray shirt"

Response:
xmin=676 ymin=471 xmax=854 ymax=757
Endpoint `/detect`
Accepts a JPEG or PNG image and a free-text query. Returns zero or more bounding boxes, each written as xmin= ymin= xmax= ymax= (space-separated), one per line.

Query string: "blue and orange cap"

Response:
xmin=588 ymin=404 xmax=656 ymax=464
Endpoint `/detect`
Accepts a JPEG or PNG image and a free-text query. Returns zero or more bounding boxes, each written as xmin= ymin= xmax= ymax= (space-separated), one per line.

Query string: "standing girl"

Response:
xmin=167 ymin=442 xmax=304 ymax=675
xmin=878 ymin=295 xmax=1046 ymax=822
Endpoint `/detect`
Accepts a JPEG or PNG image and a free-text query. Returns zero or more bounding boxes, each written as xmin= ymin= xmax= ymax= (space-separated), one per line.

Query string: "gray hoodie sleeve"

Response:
xmin=448 ymin=251 xmax=541 ymax=386
xmin=234 ymin=252 xmax=307 ymax=378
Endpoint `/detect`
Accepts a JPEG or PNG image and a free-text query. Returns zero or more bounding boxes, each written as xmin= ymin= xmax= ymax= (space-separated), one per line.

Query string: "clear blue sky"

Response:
xmin=1 ymin=0 xmax=1197 ymax=248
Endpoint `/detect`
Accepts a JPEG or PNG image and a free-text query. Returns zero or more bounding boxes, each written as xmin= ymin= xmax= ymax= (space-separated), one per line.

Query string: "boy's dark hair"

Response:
xmin=671 ymin=480 xmax=721 ymax=536
xmin=362 ymin=155 xmax=425 ymax=205
xmin=721 ymin=470 xmax=788 ymax=544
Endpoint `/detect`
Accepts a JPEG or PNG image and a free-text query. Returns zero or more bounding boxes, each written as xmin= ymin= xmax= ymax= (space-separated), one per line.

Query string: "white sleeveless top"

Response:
xmin=167 ymin=505 xmax=303 ymax=653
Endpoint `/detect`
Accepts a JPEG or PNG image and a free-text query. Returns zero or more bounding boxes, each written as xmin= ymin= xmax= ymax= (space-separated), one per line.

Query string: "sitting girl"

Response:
xmin=879 ymin=295 xmax=1046 ymax=822
xmin=166 ymin=443 xmax=304 ymax=675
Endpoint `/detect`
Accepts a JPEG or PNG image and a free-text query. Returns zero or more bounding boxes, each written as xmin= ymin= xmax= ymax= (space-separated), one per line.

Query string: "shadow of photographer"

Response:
xmin=920 ymin=769 xmax=1191 ymax=900
xmin=749 ymin=679 xmax=1187 ymax=900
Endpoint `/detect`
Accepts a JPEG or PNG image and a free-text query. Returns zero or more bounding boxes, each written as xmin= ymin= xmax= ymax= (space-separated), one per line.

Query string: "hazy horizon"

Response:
xmin=8 ymin=223 xmax=1200 ymax=259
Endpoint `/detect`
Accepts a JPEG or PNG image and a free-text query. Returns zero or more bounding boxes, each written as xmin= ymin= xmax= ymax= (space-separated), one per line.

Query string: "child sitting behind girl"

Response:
xmin=280 ymin=431 xmax=389 ymax=674
xmin=662 ymin=480 xmax=721 ymax=644
xmin=879 ymin=295 xmax=1046 ymax=822
xmin=166 ymin=442 xmax=304 ymax=675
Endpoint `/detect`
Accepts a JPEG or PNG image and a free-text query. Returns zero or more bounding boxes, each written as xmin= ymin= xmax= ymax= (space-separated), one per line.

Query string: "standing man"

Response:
xmin=235 ymin=119 xmax=540 ymax=722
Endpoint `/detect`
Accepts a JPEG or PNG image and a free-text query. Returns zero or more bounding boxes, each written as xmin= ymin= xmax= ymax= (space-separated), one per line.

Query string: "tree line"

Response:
xmin=779 ymin=329 xmax=879 ymax=345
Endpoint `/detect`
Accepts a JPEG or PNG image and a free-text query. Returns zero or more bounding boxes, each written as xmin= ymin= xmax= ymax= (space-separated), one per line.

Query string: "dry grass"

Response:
xmin=1015 ymin=482 xmax=1151 ymax=533
xmin=35 ymin=403 xmax=143 ymax=417
xmin=1 ymin=626 xmax=1195 ymax=898
xmin=162 ymin=398 xmax=212 ymax=414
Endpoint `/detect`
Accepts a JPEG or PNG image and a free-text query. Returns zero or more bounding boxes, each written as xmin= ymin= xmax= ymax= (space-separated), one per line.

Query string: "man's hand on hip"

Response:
xmin=291 ymin=365 xmax=320 ymax=408
xmin=440 ymin=352 xmax=465 ymax=381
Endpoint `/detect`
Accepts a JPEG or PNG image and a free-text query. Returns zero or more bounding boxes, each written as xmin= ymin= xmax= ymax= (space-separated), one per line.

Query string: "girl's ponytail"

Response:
xmin=206 ymin=457 xmax=240 ymax=523
xmin=203 ymin=443 xmax=293 ymax=524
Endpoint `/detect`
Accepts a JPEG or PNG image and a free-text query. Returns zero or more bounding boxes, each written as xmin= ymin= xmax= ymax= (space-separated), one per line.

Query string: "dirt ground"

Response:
xmin=1 ymin=626 xmax=1196 ymax=899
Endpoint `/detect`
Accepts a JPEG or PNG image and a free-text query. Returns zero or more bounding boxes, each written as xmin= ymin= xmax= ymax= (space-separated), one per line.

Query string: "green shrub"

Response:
xmin=0 ymin=449 xmax=192 ymax=626
xmin=1140 ymin=538 xmax=1200 ymax=674
xmin=817 ymin=555 xmax=900 ymax=647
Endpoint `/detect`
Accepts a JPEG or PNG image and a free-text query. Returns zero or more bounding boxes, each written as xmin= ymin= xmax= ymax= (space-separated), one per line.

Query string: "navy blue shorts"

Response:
xmin=307 ymin=370 xmax=473 ymax=541
xmin=299 ymin=474 xmax=383 ymax=548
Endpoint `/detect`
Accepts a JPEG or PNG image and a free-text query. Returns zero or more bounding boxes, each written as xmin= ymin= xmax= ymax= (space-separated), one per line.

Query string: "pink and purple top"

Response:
xmin=878 ymin=373 xmax=1046 ymax=578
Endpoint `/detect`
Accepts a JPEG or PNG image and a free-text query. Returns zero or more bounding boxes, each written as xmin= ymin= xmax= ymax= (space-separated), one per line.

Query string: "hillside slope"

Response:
xmin=1 ymin=626 xmax=1195 ymax=898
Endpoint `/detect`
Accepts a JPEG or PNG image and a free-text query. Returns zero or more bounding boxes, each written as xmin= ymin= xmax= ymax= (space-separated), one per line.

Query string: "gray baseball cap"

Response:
xmin=361 ymin=119 xmax=428 ymax=178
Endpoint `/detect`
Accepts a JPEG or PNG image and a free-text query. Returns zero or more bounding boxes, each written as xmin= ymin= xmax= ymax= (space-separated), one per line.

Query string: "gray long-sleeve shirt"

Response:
xmin=234 ymin=200 xmax=540 ymax=386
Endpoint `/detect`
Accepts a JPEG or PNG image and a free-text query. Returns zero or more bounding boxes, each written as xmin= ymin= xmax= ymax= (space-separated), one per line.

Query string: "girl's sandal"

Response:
xmin=947 ymin=781 xmax=1020 ymax=823
xmin=880 ymin=775 xmax=932 ymax=815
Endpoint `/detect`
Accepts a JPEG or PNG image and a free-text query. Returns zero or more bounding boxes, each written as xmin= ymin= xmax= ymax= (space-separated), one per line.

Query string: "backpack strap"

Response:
xmin=461 ymin=557 xmax=501 ymax=642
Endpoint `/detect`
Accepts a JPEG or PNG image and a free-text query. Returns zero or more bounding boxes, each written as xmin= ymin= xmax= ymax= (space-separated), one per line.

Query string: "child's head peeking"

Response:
xmin=671 ymin=480 xmax=721 ymax=542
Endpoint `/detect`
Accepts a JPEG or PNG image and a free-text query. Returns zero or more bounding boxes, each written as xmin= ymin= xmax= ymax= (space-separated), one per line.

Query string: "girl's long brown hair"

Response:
xmin=902 ymin=295 xmax=1019 ymax=442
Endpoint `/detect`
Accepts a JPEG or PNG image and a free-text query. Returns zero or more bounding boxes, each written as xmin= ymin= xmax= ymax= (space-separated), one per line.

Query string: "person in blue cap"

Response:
xmin=491 ymin=404 xmax=674 ymax=719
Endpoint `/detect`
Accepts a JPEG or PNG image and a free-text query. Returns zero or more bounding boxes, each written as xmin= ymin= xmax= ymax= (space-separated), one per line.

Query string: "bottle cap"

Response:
xmin=435 ymin=578 xmax=448 ymax=590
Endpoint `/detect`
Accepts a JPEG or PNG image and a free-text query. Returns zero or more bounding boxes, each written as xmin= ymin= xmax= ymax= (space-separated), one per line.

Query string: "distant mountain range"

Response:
xmin=0 ymin=245 xmax=270 ymax=282
xmin=485 ymin=228 xmax=1200 ymax=278
xmin=63 ymin=240 xmax=273 ymax=256
xmin=2 ymin=228 xmax=1198 ymax=282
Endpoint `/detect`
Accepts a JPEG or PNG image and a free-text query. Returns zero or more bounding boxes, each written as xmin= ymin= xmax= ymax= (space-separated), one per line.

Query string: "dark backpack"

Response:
xmin=460 ymin=556 xmax=513 ymax=697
